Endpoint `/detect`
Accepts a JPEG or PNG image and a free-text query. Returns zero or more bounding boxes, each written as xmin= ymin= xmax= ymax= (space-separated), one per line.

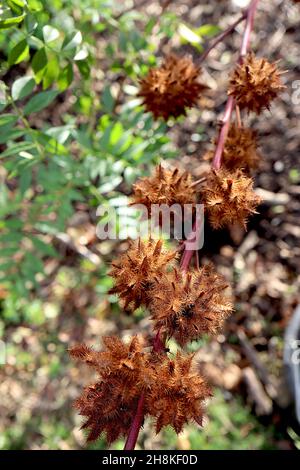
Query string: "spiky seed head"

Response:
xmin=109 ymin=238 xmax=177 ymax=312
xmin=139 ymin=54 xmax=207 ymax=121
xmin=200 ymin=168 xmax=262 ymax=230
xmin=149 ymin=265 xmax=233 ymax=346
xmin=145 ymin=352 xmax=212 ymax=433
xmin=228 ymin=53 xmax=285 ymax=114
xmin=205 ymin=124 xmax=261 ymax=173
xmin=131 ymin=164 xmax=196 ymax=214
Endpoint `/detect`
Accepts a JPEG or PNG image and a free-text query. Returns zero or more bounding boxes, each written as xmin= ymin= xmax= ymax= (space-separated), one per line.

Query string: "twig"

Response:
xmin=198 ymin=12 xmax=247 ymax=64
xmin=242 ymin=367 xmax=273 ymax=415
xmin=180 ymin=214 xmax=203 ymax=271
xmin=237 ymin=329 xmax=277 ymax=399
xmin=240 ymin=0 xmax=260 ymax=59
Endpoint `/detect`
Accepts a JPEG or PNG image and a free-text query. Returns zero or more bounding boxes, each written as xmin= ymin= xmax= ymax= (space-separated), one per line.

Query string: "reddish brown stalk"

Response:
xmin=180 ymin=213 xmax=204 ymax=271
xmin=240 ymin=0 xmax=260 ymax=59
xmin=212 ymin=0 xmax=260 ymax=170
xmin=123 ymin=330 xmax=165 ymax=450
xmin=211 ymin=96 xmax=235 ymax=170
xmin=124 ymin=392 xmax=145 ymax=450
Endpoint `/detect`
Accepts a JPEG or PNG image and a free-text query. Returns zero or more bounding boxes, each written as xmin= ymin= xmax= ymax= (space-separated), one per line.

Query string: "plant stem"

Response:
xmin=180 ymin=214 xmax=203 ymax=271
xmin=212 ymin=0 xmax=260 ymax=170
xmin=123 ymin=331 xmax=165 ymax=450
xmin=211 ymin=96 xmax=235 ymax=170
xmin=198 ymin=12 xmax=247 ymax=64
xmin=124 ymin=392 xmax=145 ymax=450
xmin=240 ymin=0 xmax=260 ymax=59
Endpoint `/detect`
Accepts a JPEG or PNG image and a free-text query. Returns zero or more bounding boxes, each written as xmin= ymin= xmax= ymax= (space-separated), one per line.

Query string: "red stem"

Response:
xmin=240 ymin=0 xmax=260 ymax=58
xmin=124 ymin=392 xmax=145 ymax=450
xmin=212 ymin=0 xmax=260 ymax=170
xmin=211 ymin=96 xmax=235 ymax=170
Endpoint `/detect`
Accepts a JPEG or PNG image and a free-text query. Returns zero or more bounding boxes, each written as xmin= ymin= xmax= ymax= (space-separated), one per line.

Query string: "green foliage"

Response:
xmin=0 ymin=0 xmax=178 ymax=305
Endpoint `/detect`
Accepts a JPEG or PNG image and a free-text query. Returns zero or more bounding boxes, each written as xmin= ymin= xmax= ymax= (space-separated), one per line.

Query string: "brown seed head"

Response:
xmin=146 ymin=352 xmax=212 ymax=433
xmin=109 ymin=238 xmax=177 ymax=312
xmin=69 ymin=336 xmax=155 ymax=444
xmin=139 ymin=54 xmax=207 ymax=120
xmin=150 ymin=265 xmax=233 ymax=346
xmin=205 ymin=124 xmax=261 ymax=172
xmin=200 ymin=168 xmax=262 ymax=229
xmin=228 ymin=53 xmax=285 ymax=114
xmin=131 ymin=164 xmax=196 ymax=213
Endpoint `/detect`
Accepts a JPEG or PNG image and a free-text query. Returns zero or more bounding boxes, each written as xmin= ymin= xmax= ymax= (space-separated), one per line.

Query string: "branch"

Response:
xmin=198 ymin=12 xmax=247 ymax=64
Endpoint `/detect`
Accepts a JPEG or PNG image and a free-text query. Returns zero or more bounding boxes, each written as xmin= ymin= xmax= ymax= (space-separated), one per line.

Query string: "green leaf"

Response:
xmin=19 ymin=167 xmax=32 ymax=195
xmin=0 ymin=114 xmax=18 ymax=128
xmin=24 ymin=90 xmax=58 ymax=115
xmin=0 ymin=14 xmax=25 ymax=30
xmin=0 ymin=129 xmax=25 ymax=144
xmin=98 ymin=176 xmax=122 ymax=193
xmin=25 ymin=12 xmax=38 ymax=33
xmin=42 ymin=56 xmax=59 ymax=89
xmin=0 ymin=142 xmax=36 ymax=158
xmin=12 ymin=76 xmax=35 ymax=100
xmin=46 ymin=125 xmax=72 ymax=144
xmin=74 ymin=48 xmax=88 ymax=61
xmin=32 ymin=48 xmax=47 ymax=83
xmin=8 ymin=39 xmax=29 ymax=66
xmin=7 ymin=0 xmax=25 ymax=15
xmin=101 ymin=85 xmax=115 ymax=113
xmin=196 ymin=24 xmax=221 ymax=38
xmin=76 ymin=60 xmax=90 ymax=79
xmin=28 ymin=235 xmax=58 ymax=257
xmin=62 ymin=30 xmax=82 ymax=51
xmin=35 ymin=222 xmax=59 ymax=235
xmin=43 ymin=25 xmax=60 ymax=43
xmin=178 ymin=23 xmax=203 ymax=51
xmin=27 ymin=0 xmax=42 ymax=11
xmin=57 ymin=63 xmax=73 ymax=91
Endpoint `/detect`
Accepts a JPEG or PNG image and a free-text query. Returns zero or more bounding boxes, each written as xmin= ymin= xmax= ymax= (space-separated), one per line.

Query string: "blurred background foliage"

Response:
xmin=0 ymin=0 xmax=299 ymax=450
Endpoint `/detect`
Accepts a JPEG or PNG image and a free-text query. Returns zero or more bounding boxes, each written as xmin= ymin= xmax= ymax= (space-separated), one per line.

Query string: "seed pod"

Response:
xmin=200 ymin=168 xmax=262 ymax=229
xmin=228 ymin=52 xmax=285 ymax=114
xmin=205 ymin=124 xmax=261 ymax=172
xmin=145 ymin=352 xmax=212 ymax=433
xmin=69 ymin=336 xmax=154 ymax=444
xmin=109 ymin=238 xmax=177 ymax=312
xmin=139 ymin=54 xmax=207 ymax=120
xmin=150 ymin=265 xmax=233 ymax=346
xmin=131 ymin=164 xmax=196 ymax=214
